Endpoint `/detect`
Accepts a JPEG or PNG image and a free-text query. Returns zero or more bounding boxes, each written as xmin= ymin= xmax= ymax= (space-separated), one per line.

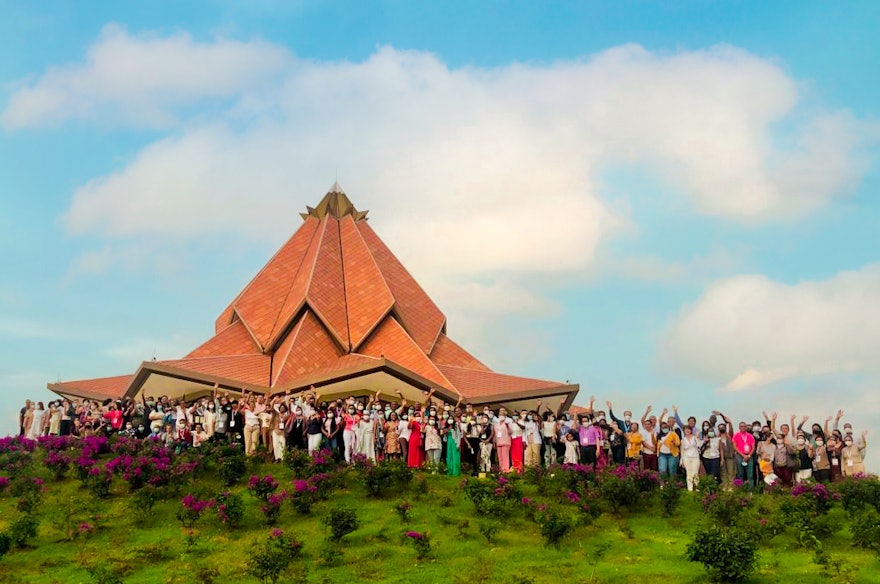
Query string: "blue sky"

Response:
xmin=1 ymin=1 xmax=879 ymax=462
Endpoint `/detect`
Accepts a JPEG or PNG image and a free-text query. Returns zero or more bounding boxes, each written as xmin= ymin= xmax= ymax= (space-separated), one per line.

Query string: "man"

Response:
xmin=577 ymin=414 xmax=603 ymax=470
xmin=19 ymin=400 xmax=32 ymax=436
xmin=732 ymin=421 xmax=756 ymax=486
xmin=640 ymin=406 xmax=659 ymax=471
xmin=768 ymin=412 xmax=796 ymax=487
xmin=606 ymin=400 xmax=633 ymax=433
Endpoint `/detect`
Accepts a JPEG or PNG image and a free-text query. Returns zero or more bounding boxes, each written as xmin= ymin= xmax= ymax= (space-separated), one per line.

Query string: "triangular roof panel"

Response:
xmin=430 ymin=333 xmax=490 ymax=371
xmin=187 ymin=319 xmax=261 ymax=359
xmin=306 ymin=216 xmax=350 ymax=350
xmin=272 ymin=309 xmax=342 ymax=387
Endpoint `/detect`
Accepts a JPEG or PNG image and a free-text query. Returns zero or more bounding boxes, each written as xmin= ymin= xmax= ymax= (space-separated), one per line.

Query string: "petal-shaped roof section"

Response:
xmin=231 ymin=216 xmax=320 ymax=350
xmin=430 ymin=333 xmax=490 ymax=371
xmin=49 ymin=375 xmax=134 ymax=400
xmin=159 ymin=354 xmax=271 ymax=387
xmin=307 ymin=217 xmax=350 ymax=350
xmin=436 ymin=364 xmax=565 ymax=400
xmin=272 ymin=309 xmax=342 ymax=387
xmin=186 ymin=319 xmax=261 ymax=358
xmin=357 ymin=221 xmax=446 ymax=354
xmin=266 ymin=217 xmax=328 ymax=349
xmin=339 ymin=215 xmax=395 ymax=350
xmin=359 ymin=316 xmax=456 ymax=393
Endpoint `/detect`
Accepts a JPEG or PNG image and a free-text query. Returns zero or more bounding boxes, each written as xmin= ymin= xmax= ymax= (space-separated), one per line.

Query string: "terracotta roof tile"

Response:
xmin=278 ymin=354 xmax=383 ymax=391
xmin=232 ymin=217 xmax=320 ymax=350
xmin=357 ymin=221 xmax=445 ymax=354
xmin=339 ymin=215 xmax=395 ymax=350
xmin=436 ymin=364 xmax=564 ymax=399
xmin=359 ymin=316 xmax=454 ymax=391
xmin=49 ymin=375 xmax=133 ymax=400
xmin=430 ymin=333 xmax=491 ymax=371
xmin=272 ymin=309 xmax=342 ymax=387
xmin=307 ymin=217 xmax=350 ymax=350
xmin=159 ymin=354 xmax=271 ymax=387
xmin=186 ymin=319 xmax=261 ymax=358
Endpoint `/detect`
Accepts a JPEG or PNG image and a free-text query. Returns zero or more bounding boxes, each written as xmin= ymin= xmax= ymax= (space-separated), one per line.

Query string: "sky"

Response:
xmin=1 ymin=1 xmax=878 ymax=465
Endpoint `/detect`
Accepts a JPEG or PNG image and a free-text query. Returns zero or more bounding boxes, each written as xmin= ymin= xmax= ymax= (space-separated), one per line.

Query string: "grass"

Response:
xmin=1 ymin=457 xmax=879 ymax=584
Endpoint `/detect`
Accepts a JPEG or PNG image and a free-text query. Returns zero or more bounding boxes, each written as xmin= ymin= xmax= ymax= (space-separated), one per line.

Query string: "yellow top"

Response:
xmin=626 ymin=432 xmax=643 ymax=458
xmin=659 ymin=431 xmax=681 ymax=457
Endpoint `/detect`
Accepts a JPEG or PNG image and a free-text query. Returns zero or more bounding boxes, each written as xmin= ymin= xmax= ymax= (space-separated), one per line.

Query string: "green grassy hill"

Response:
xmin=0 ymin=438 xmax=878 ymax=584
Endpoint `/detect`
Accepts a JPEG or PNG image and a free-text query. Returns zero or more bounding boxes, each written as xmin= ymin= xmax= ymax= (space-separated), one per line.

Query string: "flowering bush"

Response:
xmin=176 ymin=494 xmax=212 ymax=528
xmin=406 ymin=530 xmax=432 ymax=559
xmin=834 ymin=475 xmax=880 ymax=514
xmin=701 ymin=489 xmax=753 ymax=528
xmin=248 ymin=475 xmax=280 ymax=502
xmin=290 ymin=479 xmax=319 ymax=514
xmin=214 ymin=491 xmax=245 ymax=527
xmin=791 ymin=482 xmax=837 ymax=515
xmin=261 ymin=491 xmax=288 ymax=526
xmin=84 ymin=466 xmax=113 ymax=499
xmin=360 ymin=458 xmax=412 ymax=498
xmin=37 ymin=434 xmax=76 ymax=452
xmin=246 ymin=529 xmax=304 ymax=584
xmin=44 ymin=450 xmax=71 ymax=480
xmin=0 ymin=476 xmax=9 ymax=492
xmin=535 ymin=508 xmax=572 ymax=546
xmin=461 ymin=476 xmax=521 ymax=517
xmin=216 ymin=444 xmax=247 ymax=486
xmin=660 ymin=481 xmax=684 ymax=517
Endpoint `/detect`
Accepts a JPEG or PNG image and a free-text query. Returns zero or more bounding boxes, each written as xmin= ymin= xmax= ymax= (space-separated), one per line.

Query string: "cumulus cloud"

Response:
xmin=3 ymin=28 xmax=874 ymax=356
xmin=661 ymin=265 xmax=880 ymax=390
xmin=0 ymin=23 xmax=291 ymax=129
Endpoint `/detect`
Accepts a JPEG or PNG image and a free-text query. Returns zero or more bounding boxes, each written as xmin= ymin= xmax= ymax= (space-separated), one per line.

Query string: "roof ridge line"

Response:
xmin=435 ymin=363 xmax=563 ymax=385
xmin=270 ymin=311 xmax=308 ymax=386
xmin=337 ymin=216 xmax=352 ymax=353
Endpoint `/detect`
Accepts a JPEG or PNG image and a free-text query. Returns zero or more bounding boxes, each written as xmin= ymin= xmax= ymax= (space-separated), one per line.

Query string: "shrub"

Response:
xmin=217 ymin=446 xmax=247 ymax=486
xmin=597 ymin=473 xmax=639 ymax=514
xmin=701 ymin=489 xmax=752 ymax=528
xmin=685 ymin=526 xmax=757 ymax=582
xmin=0 ymin=532 xmax=10 ymax=559
xmin=290 ymin=480 xmax=318 ymax=514
xmin=247 ymin=529 xmax=304 ymax=584
xmin=478 ymin=520 xmax=500 ymax=544
xmin=248 ymin=475 xmax=280 ymax=502
xmin=86 ymin=565 xmax=123 ymax=584
xmin=660 ymin=482 xmax=683 ymax=517
xmin=9 ymin=514 xmax=39 ymax=548
xmin=406 ymin=530 xmax=432 ymax=560
xmin=214 ymin=491 xmax=245 ymax=527
xmin=261 ymin=491 xmax=288 ymax=526
xmin=461 ymin=476 xmax=520 ymax=517
xmin=361 ymin=458 xmax=413 ymax=498
xmin=127 ymin=485 xmax=161 ymax=524
xmin=835 ymin=475 xmax=880 ymax=514
xmin=323 ymin=505 xmax=359 ymax=542
xmin=535 ymin=508 xmax=571 ymax=546
xmin=177 ymin=494 xmax=212 ymax=528
xmin=44 ymin=450 xmax=71 ymax=480
xmin=850 ymin=509 xmax=880 ymax=556
xmin=791 ymin=482 xmax=837 ymax=515
xmin=84 ymin=467 xmax=113 ymax=499
xmin=394 ymin=500 xmax=412 ymax=522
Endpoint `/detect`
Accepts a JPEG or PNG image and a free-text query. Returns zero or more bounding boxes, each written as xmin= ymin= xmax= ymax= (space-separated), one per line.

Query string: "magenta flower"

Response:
xmin=406 ymin=531 xmax=423 ymax=539
xmin=271 ymin=529 xmax=284 ymax=538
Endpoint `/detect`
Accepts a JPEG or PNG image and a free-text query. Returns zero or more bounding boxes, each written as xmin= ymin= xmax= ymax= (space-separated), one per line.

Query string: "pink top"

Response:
xmin=343 ymin=414 xmax=358 ymax=431
xmin=494 ymin=420 xmax=511 ymax=446
xmin=732 ymin=431 xmax=756 ymax=456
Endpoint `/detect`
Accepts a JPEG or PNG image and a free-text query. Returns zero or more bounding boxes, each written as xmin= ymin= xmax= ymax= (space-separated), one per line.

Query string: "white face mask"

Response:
xmin=797 ymin=438 xmax=805 ymax=446
xmin=816 ymin=440 xmax=824 ymax=446
xmin=623 ymin=415 xmax=631 ymax=422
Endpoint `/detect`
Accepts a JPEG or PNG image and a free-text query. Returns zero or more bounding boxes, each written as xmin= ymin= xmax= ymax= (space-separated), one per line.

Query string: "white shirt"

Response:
xmin=524 ymin=420 xmax=542 ymax=445
xmin=398 ymin=419 xmax=412 ymax=440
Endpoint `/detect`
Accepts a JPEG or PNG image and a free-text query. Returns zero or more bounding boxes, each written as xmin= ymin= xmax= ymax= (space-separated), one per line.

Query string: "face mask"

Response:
xmin=385 ymin=408 xmax=391 ymax=414
xmin=548 ymin=417 xmax=555 ymax=422
xmin=598 ymin=416 xmax=606 ymax=422
xmin=845 ymin=440 xmax=853 ymax=446
xmin=797 ymin=438 xmax=805 ymax=446
xmin=295 ymin=410 xmax=302 ymax=415
xmin=327 ymin=414 xmax=334 ymax=419
xmin=708 ymin=431 xmax=715 ymax=438
xmin=429 ymin=420 xmax=435 ymax=426
xmin=624 ymin=415 xmax=631 ymax=422
xmin=430 ymin=410 xmax=437 ymax=416
xmin=402 ymin=415 xmax=408 ymax=421
xmin=348 ymin=409 xmax=355 ymax=414
xmin=816 ymin=440 xmax=824 ymax=446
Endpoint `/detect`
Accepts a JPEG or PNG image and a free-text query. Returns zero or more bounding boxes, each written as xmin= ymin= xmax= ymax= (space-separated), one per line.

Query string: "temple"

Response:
xmin=48 ymin=184 xmax=579 ymax=412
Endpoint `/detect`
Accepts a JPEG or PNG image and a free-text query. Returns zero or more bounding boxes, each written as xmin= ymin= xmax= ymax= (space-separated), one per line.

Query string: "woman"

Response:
xmin=424 ymin=415 xmax=442 ymax=467
xmin=398 ymin=411 xmax=412 ymax=457
xmin=465 ymin=413 xmax=482 ymax=474
xmin=680 ymin=426 xmax=702 ymax=491
xmin=494 ymin=410 xmax=512 ymax=473
xmin=358 ymin=409 xmax=377 ymax=461
xmin=625 ymin=423 xmax=643 ymax=467
xmin=342 ymin=405 xmax=360 ymax=463
xmin=841 ymin=432 xmax=867 ymax=477
xmin=322 ymin=409 xmax=342 ymax=457
xmin=258 ymin=406 xmax=274 ymax=452
xmin=192 ymin=423 xmax=208 ymax=448
xmin=523 ymin=412 xmax=543 ymax=468
xmin=510 ymin=411 xmax=526 ymax=472
xmin=811 ymin=434 xmax=831 ymax=483
xmin=48 ymin=402 xmax=62 ymax=436
xmin=607 ymin=420 xmax=626 ymax=465
xmin=287 ymin=407 xmax=307 ymax=451
xmin=656 ymin=422 xmax=680 ymax=481
xmin=478 ymin=415 xmax=495 ymax=473
xmin=269 ymin=406 xmax=288 ymax=461
xmin=700 ymin=426 xmax=722 ymax=484
xmin=542 ymin=412 xmax=558 ymax=467
xmin=204 ymin=400 xmax=217 ymax=439
xmin=240 ymin=398 xmax=262 ymax=456
xmin=384 ymin=412 xmax=402 ymax=460
xmin=27 ymin=402 xmax=44 ymax=439
xmin=306 ymin=411 xmax=324 ymax=454
xmin=795 ymin=432 xmax=813 ymax=483
xmin=444 ymin=414 xmax=463 ymax=476
xmin=407 ymin=409 xmax=424 ymax=468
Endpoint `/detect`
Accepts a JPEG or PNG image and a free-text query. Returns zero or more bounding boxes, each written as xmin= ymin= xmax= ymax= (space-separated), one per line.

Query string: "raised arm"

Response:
xmin=824 ymin=416 xmax=832 ymax=438
xmin=712 ymin=410 xmax=732 ymax=428
xmin=606 ymin=401 xmax=625 ymax=427
xmin=833 ymin=409 xmax=843 ymax=432
xmin=673 ymin=405 xmax=685 ymax=430
xmin=641 ymin=405 xmax=652 ymax=427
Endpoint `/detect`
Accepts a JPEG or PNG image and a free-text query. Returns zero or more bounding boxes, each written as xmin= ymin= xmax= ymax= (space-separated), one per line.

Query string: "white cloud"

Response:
xmin=0 ymin=23 xmax=291 ymax=129
xmin=3 ymin=29 xmax=874 ymax=350
xmin=662 ymin=265 xmax=880 ymax=390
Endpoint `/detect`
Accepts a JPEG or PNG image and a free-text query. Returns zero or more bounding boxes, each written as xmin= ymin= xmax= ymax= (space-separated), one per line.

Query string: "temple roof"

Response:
xmin=49 ymin=183 xmax=578 ymax=409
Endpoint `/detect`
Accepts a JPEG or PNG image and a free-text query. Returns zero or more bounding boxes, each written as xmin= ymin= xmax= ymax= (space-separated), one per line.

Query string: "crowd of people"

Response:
xmin=17 ymin=389 xmax=869 ymax=487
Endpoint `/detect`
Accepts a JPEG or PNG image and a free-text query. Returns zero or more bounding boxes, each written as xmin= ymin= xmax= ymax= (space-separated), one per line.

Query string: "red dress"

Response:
xmin=407 ymin=419 xmax=424 ymax=468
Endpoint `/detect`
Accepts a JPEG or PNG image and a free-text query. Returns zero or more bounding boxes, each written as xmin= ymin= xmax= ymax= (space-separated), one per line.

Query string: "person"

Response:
xmin=384 ymin=412 xmax=402 ymax=460
xmin=27 ymin=402 xmax=45 ymax=439
xmin=640 ymin=408 xmax=658 ymax=471
xmin=494 ymin=409 xmax=512 ymax=473
xmin=48 ymin=403 xmax=62 ymax=436
xmin=607 ymin=420 xmax=626 ymax=465
xmin=699 ymin=424 xmax=721 ymax=484
xmin=270 ymin=406 xmax=288 ymax=461
xmin=795 ymin=431 xmax=813 ymax=483
xmin=563 ymin=432 xmax=579 ymax=465
xmin=680 ymin=426 xmax=701 ymax=491
xmin=19 ymin=400 xmax=32 ymax=436
xmin=357 ymin=407 xmax=377 ymax=461
xmin=625 ymin=422 xmax=643 ymax=467
xmin=407 ymin=408 xmax=424 ymax=468
xmin=811 ymin=433 xmax=831 ymax=483
xmin=840 ymin=431 xmax=868 ymax=477
xmin=510 ymin=410 xmax=525 ymax=472
xmin=444 ymin=414 xmax=463 ymax=476
xmin=542 ymin=409 xmax=558 ymax=467
xmin=342 ymin=405 xmax=360 ymax=463
xmin=768 ymin=413 xmax=795 ymax=487
xmin=656 ymin=421 xmax=681 ymax=480
xmin=192 ymin=423 xmax=208 ymax=448
xmin=424 ymin=415 xmax=442 ymax=466
xmin=240 ymin=397 xmax=261 ymax=456
xmin=523 ymin=411 xmax=542 ymax=468
xmin=732 ymin=421 xmax=756 ymax=486
xmin=306 ymin=410 xmax=324 ymax=454
xmin=323 ymin=408 xmax=342 ymax=457
xmin=478 ymin=415 xmax=495 ymax=473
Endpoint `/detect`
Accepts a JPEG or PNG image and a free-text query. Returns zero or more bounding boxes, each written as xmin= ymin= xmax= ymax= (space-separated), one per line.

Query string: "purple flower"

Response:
xmin=271 ymin=529 xmax=284 ymax=538
xmin=521 ymin=497 xmax=532 ymax=506
xmin=406 ymin=531 xmax=423 ymax=540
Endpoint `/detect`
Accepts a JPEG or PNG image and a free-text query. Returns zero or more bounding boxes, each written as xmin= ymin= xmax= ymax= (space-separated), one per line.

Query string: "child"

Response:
xmin=564 ymin=432 xmax=579 ymax=464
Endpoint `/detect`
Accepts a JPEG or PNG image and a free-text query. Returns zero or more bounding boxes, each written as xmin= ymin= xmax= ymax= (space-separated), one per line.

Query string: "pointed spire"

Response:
xmin=301 ymin=182 xmax=369 ymax=221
